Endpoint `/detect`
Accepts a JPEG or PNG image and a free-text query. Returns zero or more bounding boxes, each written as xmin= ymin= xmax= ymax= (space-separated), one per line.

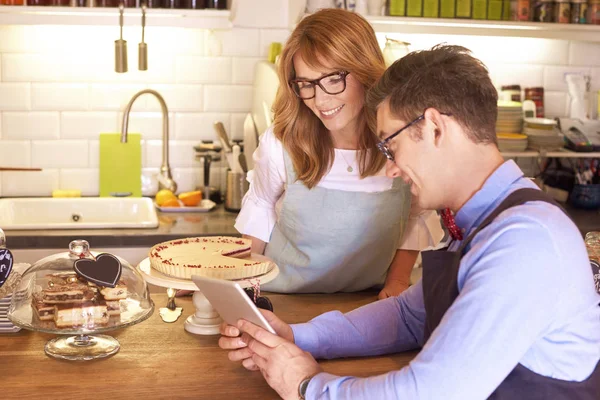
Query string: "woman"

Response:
xmin=235 ymin=8 xmax=442 ymax=297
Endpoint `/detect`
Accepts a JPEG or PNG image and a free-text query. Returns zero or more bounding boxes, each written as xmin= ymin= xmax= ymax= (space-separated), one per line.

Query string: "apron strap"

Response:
xmin=457 ymin=188 xmax=570 ymax=254
xmin=281 ymin=147 xmax=298 ymax=184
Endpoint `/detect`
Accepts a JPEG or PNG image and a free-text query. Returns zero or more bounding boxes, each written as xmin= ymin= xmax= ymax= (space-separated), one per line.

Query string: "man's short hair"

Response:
xmin=368 ymin=44 xmax=498 ymax=144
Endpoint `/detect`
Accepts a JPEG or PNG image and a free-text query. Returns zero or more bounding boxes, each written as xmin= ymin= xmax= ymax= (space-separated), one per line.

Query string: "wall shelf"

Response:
xmin=367 ymin=15 xmax=600 ymax=42
xmin=0 ymin=5 xmax=231 ymax=28
xmin=502 ymin=149 xmax=600 ymax=158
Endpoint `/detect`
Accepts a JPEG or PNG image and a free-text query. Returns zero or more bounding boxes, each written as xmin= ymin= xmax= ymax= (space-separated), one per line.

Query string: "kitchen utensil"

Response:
xmin=213 ymin=121 xmax=233 ymax=153
xmin=138 ymin=4 xmax=148 ymax=71
xmin=225 ymin=171 xmax=249 ymax=212
xmin=243 ymin=113 xmax=258 ymax=170
xmin=232 ymin=144 xmax=242 ymax=173
xmin=0 ymin=167 xmax=42 ymax=171
xmin=238 ymin=153 xmax=248 ymax=173
xmin=99 ymin=133 xmax=142 ymax=197
xmin=115 ymin=3 xmax=127 ymax=73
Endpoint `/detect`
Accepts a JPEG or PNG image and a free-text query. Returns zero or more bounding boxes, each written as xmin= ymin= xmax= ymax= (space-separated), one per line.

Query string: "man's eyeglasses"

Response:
xmin=289 ymin=71 xmax=350 ymax=100
xmin=376 ymin=113 xmax=451 ymax=162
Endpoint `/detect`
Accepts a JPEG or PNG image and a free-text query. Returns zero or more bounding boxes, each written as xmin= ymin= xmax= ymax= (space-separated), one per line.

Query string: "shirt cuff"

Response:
xmin=398 ymin=210 xmax=445 ymax=251
xmin=307 ymin=372 xmax=349 ymax=399
xmin=234 ymin=195 xmax=277 ymax=243
xmin=291 ymin=322 xmax=322 ymax=355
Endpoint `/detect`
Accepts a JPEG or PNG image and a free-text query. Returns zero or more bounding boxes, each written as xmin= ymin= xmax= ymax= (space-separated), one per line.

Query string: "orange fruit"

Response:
xmin=161 ymin=198 xmax=181 ymax=208
xmin=155 ymin=189 xmax=177 ymax=206
xmin=178 ymin=191 xmax=202 ymax=207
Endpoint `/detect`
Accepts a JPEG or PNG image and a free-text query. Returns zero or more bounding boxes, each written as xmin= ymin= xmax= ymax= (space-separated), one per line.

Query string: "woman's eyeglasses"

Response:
xmin=289 ymin=71 xmax=350 ymax=100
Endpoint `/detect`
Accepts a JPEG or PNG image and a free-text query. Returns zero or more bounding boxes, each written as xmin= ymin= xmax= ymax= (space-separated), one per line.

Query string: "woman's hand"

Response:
xmin=218 ymin=309 xmax=294 ymax=370
xmin=378 ymin=279 xmax=410 ymax=299
xmin=239 ymin=319 xmax=322 ymax=400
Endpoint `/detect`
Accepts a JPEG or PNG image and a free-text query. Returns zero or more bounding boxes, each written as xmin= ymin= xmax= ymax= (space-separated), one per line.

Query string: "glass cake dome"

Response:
xmin=7 ymin=239 xmax=154 ymax=361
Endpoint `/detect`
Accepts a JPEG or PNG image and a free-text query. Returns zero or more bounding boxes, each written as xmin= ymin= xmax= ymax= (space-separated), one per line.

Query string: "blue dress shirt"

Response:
xmin=291 ymin=160 xmax=600 ymax=400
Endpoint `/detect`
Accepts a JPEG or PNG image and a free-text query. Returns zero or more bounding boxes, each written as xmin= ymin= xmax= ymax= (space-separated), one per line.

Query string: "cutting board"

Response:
xmin=99 ymin=133 xmax=142 ymax=197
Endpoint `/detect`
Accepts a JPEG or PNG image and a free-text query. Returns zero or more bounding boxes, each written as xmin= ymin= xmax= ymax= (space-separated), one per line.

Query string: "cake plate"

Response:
xmin=136 ymin=254 xmax=279 ymax=335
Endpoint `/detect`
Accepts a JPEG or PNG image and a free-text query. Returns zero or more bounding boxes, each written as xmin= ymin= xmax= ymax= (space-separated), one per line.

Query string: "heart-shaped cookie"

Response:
xmin=0 ymin=249 xmax=13 ymax=288
xmin=74 ymin=253 xmax=122 ymax=288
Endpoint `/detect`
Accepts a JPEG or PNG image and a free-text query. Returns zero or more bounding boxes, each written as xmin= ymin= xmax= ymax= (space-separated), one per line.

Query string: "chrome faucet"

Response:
xmin=121 ymin=89 xmax=177 ymax=193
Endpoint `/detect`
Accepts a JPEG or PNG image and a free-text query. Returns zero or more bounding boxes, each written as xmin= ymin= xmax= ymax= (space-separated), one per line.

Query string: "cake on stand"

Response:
xmin=137 ymin=254 xmax=279 ymax=335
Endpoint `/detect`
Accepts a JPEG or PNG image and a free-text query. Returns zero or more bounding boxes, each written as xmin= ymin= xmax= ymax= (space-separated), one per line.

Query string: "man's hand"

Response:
xmin=239 ymin=319 xmax=322 ymax=400
xmin=378 ymin=279 xmax=410 ymax=300
xmin=218 ymin=309 xmax=294 ymax=371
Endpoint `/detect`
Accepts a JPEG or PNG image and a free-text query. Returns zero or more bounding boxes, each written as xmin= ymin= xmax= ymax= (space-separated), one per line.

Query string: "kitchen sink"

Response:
xmin=0 ymin=197 xmax=159 ymax=230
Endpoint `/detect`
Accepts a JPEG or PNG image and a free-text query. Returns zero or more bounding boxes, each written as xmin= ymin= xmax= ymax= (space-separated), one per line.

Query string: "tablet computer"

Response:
xmin=191 ymin=275 xmax=276 ymax=334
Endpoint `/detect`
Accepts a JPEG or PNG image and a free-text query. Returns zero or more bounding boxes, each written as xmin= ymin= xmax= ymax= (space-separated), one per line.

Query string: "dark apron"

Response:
xmin=422 ymin=188 xmax=600 ymax=399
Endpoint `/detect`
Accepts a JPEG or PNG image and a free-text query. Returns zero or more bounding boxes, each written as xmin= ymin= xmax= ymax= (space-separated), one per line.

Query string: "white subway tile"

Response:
xmin=89 ymin=84 xmax=148 ymax=111
xmin=117 ymin=111 xmax=176 ymax=141
xmin=1 ymin=54 xmax=54 ymax=82
xmin=0 ymin=141 xmax=31 ymax=168
xmin=490 ymin=64 xmax=544 ymax=89
xmin=2 ymin=169 xmax=59 ymax=197
xmin=544 ymin=66 xmax=591 ymax=91
xmin=61 ymin=112 xmax=119 ymax=140
xmin=176 ymin=29 xmax=206 ymax=56
xmin=232 ymin=57 xmax=262 ymax=85
xmin=2 ymin=112 xmax=60 ymax=140
xmin=60 ymin=169 xmax=99 ymax=196
xmin=0 ymin=174 xmax=2 ymax=197
xmin=175 ymin=112 xmax=230 ymax=141
xmin=176 ymin=56 xmax=232 ymax=84
xmin=204 ymin=85 xmax=252 ymax=112
xmin=259 ymin=29 xmax=290 ymax=58
xmin=144 ymin=85 xmax=203 ymax=112
xmin=144 ymin=140 xmax=162 ymax=168
xmin=0 ymin=83 xmax=30 ymax=111
xmin=569 ymin=42 xmax=600 ymax=67
xmin=0 ymin=26 xmax=36 ymax=53
xmin=169 ymin=141 xmax=199 ymax=168
xmin=89 ymin=140 xmax=99 ymax=168
xmin=213 ymin=29 xmax=260 ymax=57
xmin=544 ymin=91 xmax=568 ymax=118
xmin=230 ymin=113 xmax=247 ymax=141
xmin=32 ymin=84 xmax=89 ymax=111
xmin=32 ymin=140 xmax=89 ymax=168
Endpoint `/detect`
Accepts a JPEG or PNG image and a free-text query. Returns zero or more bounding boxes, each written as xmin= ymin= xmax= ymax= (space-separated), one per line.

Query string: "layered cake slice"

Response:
xmin=32 ymin=293 xmax=54 ymax=321
xmin=54 ymin=303 xmax=110 ymax=329
xmin=149 ymin=236 xmax=273 ymax=280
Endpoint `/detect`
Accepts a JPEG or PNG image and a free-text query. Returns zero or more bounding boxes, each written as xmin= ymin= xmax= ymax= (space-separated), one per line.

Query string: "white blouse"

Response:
xmin=234 ymin=128 xmax=445 ymax=251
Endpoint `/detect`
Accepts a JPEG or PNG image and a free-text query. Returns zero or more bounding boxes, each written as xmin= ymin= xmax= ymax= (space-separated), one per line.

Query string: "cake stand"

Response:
xmin=136 ymin=254 xmax=279 ymax=335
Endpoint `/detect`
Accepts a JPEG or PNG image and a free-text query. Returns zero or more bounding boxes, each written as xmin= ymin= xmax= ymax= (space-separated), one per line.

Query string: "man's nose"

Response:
xmin=385 ymin=160 xmax=401 ymax=178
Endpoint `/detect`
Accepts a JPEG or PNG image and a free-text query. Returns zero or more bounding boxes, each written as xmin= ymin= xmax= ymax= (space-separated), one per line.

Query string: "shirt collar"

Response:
xmin=454 ymin=160 xmax=524 ymax=235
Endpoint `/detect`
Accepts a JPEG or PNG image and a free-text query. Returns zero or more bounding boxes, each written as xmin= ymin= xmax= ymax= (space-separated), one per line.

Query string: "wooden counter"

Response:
xmin=0 ymin=292 xmax=418 ymax=400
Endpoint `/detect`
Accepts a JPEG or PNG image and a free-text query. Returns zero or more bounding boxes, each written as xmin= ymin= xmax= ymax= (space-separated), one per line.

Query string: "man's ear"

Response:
xmin=424 ymin=108 xmax=449 ymax=148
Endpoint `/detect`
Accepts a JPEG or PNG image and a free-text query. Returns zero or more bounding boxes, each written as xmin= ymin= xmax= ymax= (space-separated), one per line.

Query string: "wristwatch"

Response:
xmin=298 ymin=375 xmax=314 ymax=400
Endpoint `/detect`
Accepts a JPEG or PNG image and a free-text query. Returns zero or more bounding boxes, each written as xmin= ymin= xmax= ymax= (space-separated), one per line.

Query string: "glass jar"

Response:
xmin=590 ymin=0 xmax=600 ymax=24
xmin=524 ymin=87 xmax=545 ymax=118
xmin=501 ymin=85 xmax=522 ymax=102
xmin=554 ymin=0 xmax=571 ymax=22
xmin=571 ymin=0 xmax=589 ymax=23
xmin=533 ymin=0 xmax=555 ymax=21
xmin=584 ymin=232 xmax=600 ymax=293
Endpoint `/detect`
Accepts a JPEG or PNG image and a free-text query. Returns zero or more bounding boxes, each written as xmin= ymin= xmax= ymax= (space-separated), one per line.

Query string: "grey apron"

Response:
xmin=422 ymin=188 xmax=600 ymax=399
xmin=263 ymin=150 xmax=412 ymax=293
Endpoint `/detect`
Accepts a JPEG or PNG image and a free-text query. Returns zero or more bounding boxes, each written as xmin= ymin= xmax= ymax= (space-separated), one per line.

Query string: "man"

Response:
xmin=219 ymin=45 xmax=600 ymax=399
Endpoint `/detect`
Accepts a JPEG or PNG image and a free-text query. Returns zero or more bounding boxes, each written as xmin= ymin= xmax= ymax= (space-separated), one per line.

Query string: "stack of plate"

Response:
xmin=497 ymin=133 xmax=528 ymax=152
xmin=0 ymin=294 xmax=20 ymax=333
xmin=497 ymin=101 xmax=523 ymax=134
xmin=523 ymin=118 xmax=564 ymax=151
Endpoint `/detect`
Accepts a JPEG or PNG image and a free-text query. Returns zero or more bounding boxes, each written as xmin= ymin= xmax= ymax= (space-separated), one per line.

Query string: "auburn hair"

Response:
xmin=272 ymin=8 xmax=387 ymax=189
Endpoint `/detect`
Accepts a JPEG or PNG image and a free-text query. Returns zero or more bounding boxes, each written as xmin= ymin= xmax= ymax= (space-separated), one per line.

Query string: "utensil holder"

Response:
xmin=225 ymin=171 xmax=248 ymax=212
